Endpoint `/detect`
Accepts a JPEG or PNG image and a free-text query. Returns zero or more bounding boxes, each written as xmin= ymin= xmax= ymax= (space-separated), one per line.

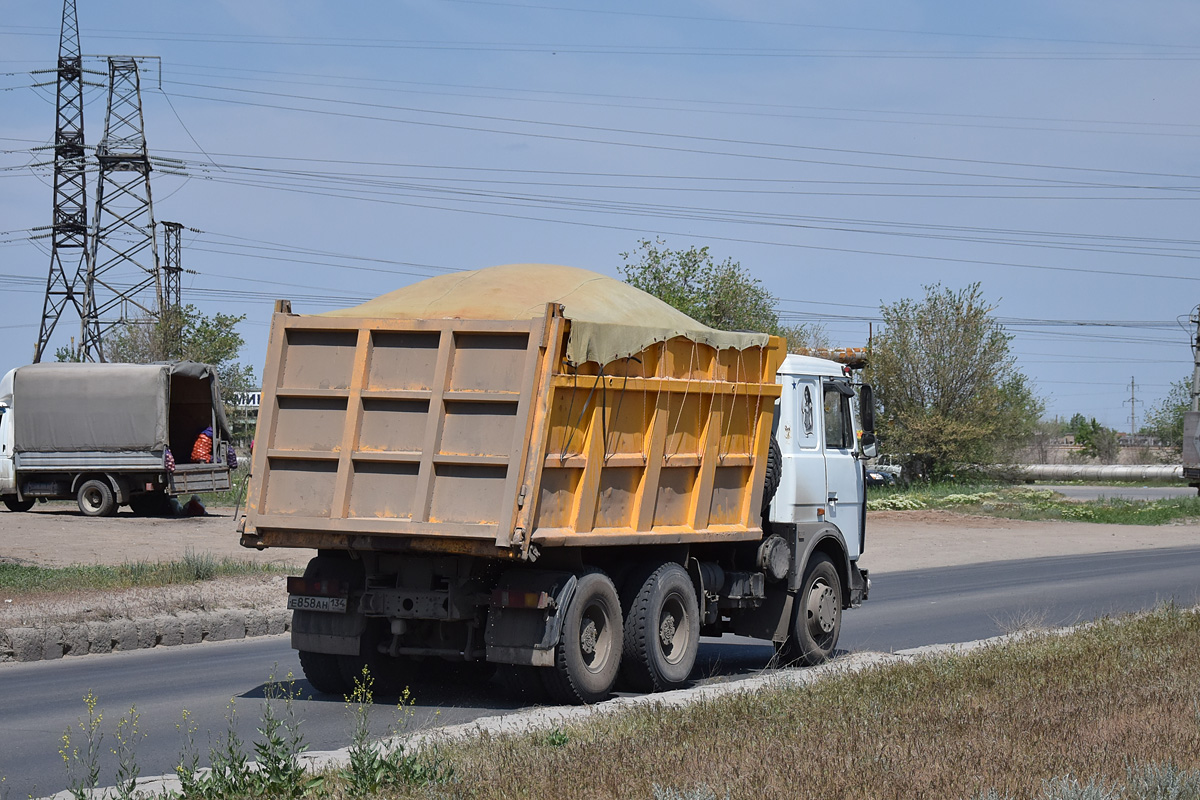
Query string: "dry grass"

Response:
xmin=373 ymin=606 xmax=1200 ymax=800
xmin=0 ymin=574 xmax=288 ymax=627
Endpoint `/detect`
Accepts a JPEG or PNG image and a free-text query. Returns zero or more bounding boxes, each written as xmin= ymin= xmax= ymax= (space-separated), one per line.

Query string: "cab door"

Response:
xmin=821 ymin=380 xmax=864 ymax=560
xmin=772 ymin=376 xmax=826 ymax=523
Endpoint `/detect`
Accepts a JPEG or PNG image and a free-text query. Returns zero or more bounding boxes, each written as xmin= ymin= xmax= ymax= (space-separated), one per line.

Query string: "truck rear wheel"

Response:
xmin=620 ymin=562 xmax=700 ymax=692
xmin=542 ymin=570 xmax=622 ymax=705
xmin=298 ymin=650 xmax=352 ymax=696
xmin=77 ymin=479 xmax=117 ymax=517
xmin=338 ymin=619 xmax=405 ymax=697
xmin=3 ymin=497 xmax=34 ymax=513
xmin=778 ymin=553 xmax=842 ymax=666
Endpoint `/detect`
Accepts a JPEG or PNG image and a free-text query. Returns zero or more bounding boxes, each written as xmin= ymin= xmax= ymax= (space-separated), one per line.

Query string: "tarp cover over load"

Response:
xmin=7 ymin=361 xmax=230 ymax=452
xmin=322 ymin=263 xmax=770 ymax=366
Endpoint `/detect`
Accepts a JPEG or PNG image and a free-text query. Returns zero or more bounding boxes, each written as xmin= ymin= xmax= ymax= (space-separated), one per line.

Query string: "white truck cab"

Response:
xmin=753 ymin=354 xmax=874 ymax=663
xmin=772 ymin=354 xmax=872 ymax=561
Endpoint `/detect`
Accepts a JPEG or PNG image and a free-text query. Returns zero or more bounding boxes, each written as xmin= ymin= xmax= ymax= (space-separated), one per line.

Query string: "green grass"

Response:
xmin=0 ymin=550 xmax=284 ymax=594
xmin=867 ymin=483 xmax=1200 ymax=524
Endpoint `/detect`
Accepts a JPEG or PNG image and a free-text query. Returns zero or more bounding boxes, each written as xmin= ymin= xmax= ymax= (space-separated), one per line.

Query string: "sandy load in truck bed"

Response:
xmin=320 ymin=262 xmax=768 ymax=367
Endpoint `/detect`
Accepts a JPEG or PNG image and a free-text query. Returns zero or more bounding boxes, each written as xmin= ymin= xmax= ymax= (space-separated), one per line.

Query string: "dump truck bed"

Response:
xmin=242 ymin=301 xmax=784 ymax=560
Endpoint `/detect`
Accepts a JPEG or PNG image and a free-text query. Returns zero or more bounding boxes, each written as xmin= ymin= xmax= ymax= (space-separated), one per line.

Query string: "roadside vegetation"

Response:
xmin=28 ymin=606 xmax=1200 ymax=800
xmin=0 ymin=550 xmax=283 ymax=595
xmin=867 ymin=482 xmax=1200 ymax=524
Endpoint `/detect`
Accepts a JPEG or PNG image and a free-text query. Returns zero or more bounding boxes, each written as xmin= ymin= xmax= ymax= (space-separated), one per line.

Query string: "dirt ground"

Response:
xmin=2 ymin=502 xmax=1198 ymax=574
xmin=0 ymin=503 xmax=311 ymax=569
xmin=2 ymin=502 xmax=1198 ymax=632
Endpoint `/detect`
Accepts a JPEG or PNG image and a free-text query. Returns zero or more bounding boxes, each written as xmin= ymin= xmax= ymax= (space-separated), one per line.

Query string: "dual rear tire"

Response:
xmin=542 ymin=570 xmax=624 ymax=705
xmin=620 ymin=562 xmax=700 ymax=693
xmin=541 ymin=562 xmax=703 ymax=704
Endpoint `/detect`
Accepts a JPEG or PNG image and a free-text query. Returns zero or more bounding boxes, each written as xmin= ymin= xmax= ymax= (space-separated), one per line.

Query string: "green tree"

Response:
xmin=1141 ymin=379 xmax=1191 ymax=456
xmin=1066 ymin=413 xmax=1089 ymax=438
xmin=1074 ymin=417 xmax=1120 ymax=462
xmin=102 ymin=304 xmax=256 ymax=411
xmin=619 ymin=239 xmax=825 ymax=351
xmin=867 ymin=283 xmax=1042 ymax=479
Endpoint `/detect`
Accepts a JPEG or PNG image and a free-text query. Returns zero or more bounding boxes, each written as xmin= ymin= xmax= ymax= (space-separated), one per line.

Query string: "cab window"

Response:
xmin=823 ymin=383 xmax=852 ymax=450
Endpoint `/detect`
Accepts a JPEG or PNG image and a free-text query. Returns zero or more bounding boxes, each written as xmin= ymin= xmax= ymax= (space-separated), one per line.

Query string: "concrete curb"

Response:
xmin=0 ymin=609 xmax=291 ymax=663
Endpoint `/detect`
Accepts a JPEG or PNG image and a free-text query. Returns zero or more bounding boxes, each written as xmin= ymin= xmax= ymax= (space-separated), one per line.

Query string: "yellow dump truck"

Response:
xmin=239 ymin=264 xmax=875 ymax=703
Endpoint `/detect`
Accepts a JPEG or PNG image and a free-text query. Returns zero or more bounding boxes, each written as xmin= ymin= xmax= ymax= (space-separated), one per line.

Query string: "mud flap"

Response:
xmin=484 ymin=570 xmax=576 ymax=667
xmin=291 ymin=608 xmax=366 ymax=656
xmin=730 ymin=581 xmax=792 ymax=643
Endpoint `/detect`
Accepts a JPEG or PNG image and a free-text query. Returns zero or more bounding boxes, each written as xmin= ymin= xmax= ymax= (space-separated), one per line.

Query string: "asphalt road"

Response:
xmin=4 ymin=546 xmax=1200 ymax=798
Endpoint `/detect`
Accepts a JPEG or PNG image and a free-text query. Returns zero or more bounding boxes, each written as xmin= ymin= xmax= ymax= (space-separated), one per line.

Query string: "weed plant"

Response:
xmin=341 ymin=665 xmax=455 ymax=793
xmin=250 ymin=669 xmax=313 ymax=798
xmin=0 ymin=549 xmax=283 ymax=595
xmin=112 ymin=707 xmax=143 ymax=800
xmin=59 ymin=691 xmax=103 ymax=800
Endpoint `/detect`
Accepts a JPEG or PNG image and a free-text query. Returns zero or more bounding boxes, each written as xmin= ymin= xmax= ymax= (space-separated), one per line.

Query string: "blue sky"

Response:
xmin=2 ymin=1 xmax=1198 ymax=430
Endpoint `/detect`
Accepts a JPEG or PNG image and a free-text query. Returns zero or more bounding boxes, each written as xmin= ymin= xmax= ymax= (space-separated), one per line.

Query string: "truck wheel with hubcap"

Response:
xmin=2 ymin=497 xmax=34 ymax=512
xmin=778 ymin=553 xmax=842 ymax=666
xmin=76 ymin=479 xmax=117 ymax=517
xmin=620 ymin=562 xmax=700 ymax=692
xmin=542 ymin=569 xmax=622 ymax=704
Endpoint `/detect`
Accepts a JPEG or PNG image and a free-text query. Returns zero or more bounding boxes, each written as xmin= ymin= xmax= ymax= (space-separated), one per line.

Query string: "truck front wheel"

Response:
xmin=542 ymin=570 xmax=622 ymax=705
xmin=77 ymin=479 xmax=117 ymax=517
xmin=779 ymin=553 xmax=842 ymax=666
xmin=3 ymin=497 xmax=34 ymax=513
xmin=620 ymin=562 xmax=700 ymax=692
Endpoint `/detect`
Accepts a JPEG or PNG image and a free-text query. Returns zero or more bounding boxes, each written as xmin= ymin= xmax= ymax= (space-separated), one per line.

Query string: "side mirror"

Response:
xmin=859 ymin=431 xmax=878 ymax=459
xmin=858 ymin=383 xmax=875 ymax=435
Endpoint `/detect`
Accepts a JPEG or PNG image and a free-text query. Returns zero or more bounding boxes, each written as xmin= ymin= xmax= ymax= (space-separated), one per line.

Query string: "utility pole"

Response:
xmin=33 ymin=0 xmax=92 ymax=363
xmin=1123 ymin=376 xmax=1141 ymax=438
xmin=1191 ymin=307 xmax=1200 ymax=415
xmin=81 ymin=57 xmax=162 ymax=361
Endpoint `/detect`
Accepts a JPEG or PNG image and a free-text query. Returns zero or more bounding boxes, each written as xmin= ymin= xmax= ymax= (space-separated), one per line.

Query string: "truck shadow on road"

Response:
xmin=238 ymin=638 xmax=830 ymax=711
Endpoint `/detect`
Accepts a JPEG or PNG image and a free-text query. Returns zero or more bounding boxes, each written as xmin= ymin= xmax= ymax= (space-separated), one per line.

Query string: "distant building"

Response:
xmin=231 ymin=389 xmax=261 ymax=445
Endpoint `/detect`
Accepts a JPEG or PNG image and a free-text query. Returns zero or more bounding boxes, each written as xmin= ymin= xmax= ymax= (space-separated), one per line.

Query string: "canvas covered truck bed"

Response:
xmin=240 ymin=264 xmax=785 ymax=560
xmin=4 ymin=361 xmax=233 ymax=494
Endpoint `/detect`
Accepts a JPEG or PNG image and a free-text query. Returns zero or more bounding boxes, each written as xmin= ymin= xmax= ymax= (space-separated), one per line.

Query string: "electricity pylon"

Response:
xmin=160 ymin=220 xmax=183 ymax=314
xmin=81 ymin=57 xmax=162 ymax=361
xmin=33 ymin=0 xmax=92 ymax=363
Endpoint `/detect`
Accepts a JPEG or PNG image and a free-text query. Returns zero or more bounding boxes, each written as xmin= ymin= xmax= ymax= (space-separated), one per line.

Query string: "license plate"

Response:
xmin=287 ymin=595 xmax=348 ymax=613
